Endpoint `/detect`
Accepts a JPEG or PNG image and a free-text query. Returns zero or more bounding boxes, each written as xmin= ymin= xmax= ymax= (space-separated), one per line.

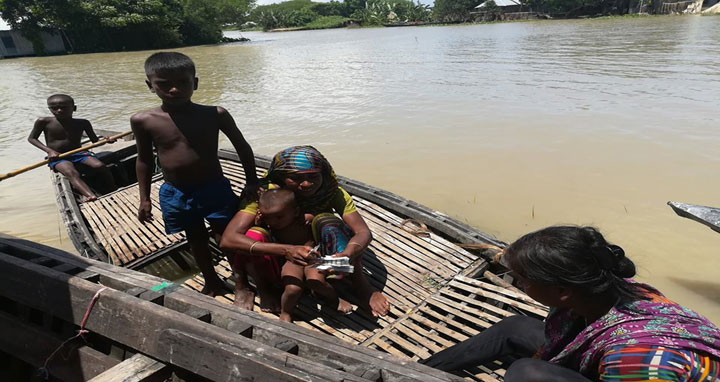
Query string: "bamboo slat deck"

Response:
xmin=60 ymin=155 xmax=548 ymax=381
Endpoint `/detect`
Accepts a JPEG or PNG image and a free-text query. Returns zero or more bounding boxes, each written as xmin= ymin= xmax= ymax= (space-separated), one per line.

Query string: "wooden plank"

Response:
xmin=0 ymin=255 xmax=375 ymax=382
xmin=88 ymin=353 xmax=169 ymax=382
xmin=0 ymin=311 xmax=119 ymax=382
xmin=0 ymin=235 xmax=470 ymax=382
xmin=419 ymin=305 xmax=483 ymax=336
xmin=438 ymin=289 xmax=514 ymax=319
xmin=449 ymin=278 xmax=547 ymax=316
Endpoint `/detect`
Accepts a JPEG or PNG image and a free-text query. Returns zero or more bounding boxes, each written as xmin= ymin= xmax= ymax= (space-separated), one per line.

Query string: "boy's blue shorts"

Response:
xmin=159 ymin=177 xmax=239 ymax=234
xmin=47 ymin=151 xmax=95 ymax=169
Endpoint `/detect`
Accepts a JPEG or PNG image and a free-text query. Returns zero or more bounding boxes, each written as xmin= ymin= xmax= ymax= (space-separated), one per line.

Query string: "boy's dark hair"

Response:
xmin=47 ymin=94 xmax=74 ymax=105
xmin=505 ymin=225 xmax=647 ymax=302
xmin=144 ymin=52 xmax=196 ymax=77
xmin=259 ymin=189 xmax=296 ymax=210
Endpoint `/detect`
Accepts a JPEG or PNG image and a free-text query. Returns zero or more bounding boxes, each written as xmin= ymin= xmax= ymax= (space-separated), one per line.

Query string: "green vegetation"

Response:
xmin=304 ymin=15 xmax=350 ymax=29
xmin=0 ymin=0 xmax=254 ymax=53
xmin=247 ymin=0 xmax=431 ymax=31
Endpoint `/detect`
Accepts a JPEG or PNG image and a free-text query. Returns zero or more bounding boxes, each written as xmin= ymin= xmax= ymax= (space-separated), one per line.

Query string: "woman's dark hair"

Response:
xmin=504 ymin=226 xmax=646 ymax=301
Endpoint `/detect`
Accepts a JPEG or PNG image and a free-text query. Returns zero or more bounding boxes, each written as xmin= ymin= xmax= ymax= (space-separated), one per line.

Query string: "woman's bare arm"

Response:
xmin=337 ymin=212 xmax=373 ymax=260
xmin=220 ymin=211 xmax=313 ymax=265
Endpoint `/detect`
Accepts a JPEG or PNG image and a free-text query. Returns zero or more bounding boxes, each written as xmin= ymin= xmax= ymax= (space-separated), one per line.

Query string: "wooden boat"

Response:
xmin=0 ymin=233 xmax=466 ymax=381
xmin=668 ymin=201 xmax=720 ymax=234
xmin=50 ymin=143 xmax=548 ymax=381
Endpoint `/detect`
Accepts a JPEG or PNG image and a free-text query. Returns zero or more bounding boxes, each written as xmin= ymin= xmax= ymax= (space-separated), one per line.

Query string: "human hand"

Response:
xmin=137 ymin=201 xmax=153 ymax=223
xmin=106 ymin=137 xmax=117 ymax=144
xmin=47 ymin=150 xmax=61 ymax=161
xmin=303 ymin=213 xmax=315 ymax=225
xmin=285 ymin=245 xmax=314 ymax=266
xmin=239 ymin=181 xmax=259 ymax=202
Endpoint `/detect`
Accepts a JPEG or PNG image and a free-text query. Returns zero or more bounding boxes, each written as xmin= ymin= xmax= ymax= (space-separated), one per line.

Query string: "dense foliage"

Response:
xmin=248 ymin=0 xmax=431 ymax=30
xmin=0 ymin=0 xmax=254 ymax=53
xmin=432 ymin=0 xmax=482 ymax=21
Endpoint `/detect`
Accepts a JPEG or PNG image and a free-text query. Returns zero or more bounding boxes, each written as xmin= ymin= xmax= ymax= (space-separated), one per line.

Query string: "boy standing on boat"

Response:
xmin=28 ymin=94 xmax=116 ymax=202
xmin=131 ymin=52 xmax=259 ymax=296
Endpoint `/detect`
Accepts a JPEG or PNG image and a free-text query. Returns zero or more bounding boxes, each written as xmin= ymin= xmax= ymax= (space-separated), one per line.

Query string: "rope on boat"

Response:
xmin=400 ymin=219 xmax=506 ymax=263
xmin=37 ymin=286 xmax=109 ymax=380
xmin=400 ymin=218 xmax=431 ymax=238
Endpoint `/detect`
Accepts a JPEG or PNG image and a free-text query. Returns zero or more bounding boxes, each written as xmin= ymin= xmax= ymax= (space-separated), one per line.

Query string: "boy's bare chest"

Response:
xmin=45 ymin=121 xmax=83 ymax=141
xmin=148 ymin=115 xmax=219 ymax=149
xmin=273 ymin=223 xmax=312 ymax=245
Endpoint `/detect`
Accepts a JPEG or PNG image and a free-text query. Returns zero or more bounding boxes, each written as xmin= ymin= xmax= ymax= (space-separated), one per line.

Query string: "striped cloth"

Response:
xmin=599 ymin=345 xmax=720 ymax=381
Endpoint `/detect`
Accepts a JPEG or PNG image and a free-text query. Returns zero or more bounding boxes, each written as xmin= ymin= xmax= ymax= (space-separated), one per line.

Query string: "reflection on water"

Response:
xmin=1 ymin=16 xmax=719 ymax=321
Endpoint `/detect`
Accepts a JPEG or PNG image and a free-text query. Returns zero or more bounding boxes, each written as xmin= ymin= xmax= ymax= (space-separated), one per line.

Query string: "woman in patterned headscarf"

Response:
xmin=221 ymin=146 xmax=390 ymax=318
xmin=421 ymin=226 xmax=720 ymax=381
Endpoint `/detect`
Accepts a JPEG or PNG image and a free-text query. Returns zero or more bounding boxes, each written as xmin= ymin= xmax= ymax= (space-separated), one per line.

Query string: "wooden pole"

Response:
xmin=0 ymin=131 xmax=133 ymax=182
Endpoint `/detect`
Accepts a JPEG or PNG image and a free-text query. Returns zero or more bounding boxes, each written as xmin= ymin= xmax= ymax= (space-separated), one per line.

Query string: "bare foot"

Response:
xmin=233 ymin=287 xmax=255 ymax=311
xmin=81 ymin=195 xmax=97 ymax=202
xmin=259 ymin=286 xmax=281 ymax=313
xmin=367 ymin=291 xmax=390 ymax=317
xmin=337 ymin=298 xmax=353 ymax=315
xmin=279 ymin=312 xmax=292 ymax=322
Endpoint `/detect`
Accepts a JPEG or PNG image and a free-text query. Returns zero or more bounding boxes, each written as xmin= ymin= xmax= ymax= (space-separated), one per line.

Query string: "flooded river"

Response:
xmin=1 ymin=16 xmax=719 ymax=321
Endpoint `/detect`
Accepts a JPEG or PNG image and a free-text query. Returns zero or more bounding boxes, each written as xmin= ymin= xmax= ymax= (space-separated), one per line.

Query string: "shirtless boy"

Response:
xmin=28 ymin=94 xmax=115 ymax=201
xmin=132 ymin=52 xmax=259 ymax=296
xmin=257 ymin=189 xmax=352 ymax=322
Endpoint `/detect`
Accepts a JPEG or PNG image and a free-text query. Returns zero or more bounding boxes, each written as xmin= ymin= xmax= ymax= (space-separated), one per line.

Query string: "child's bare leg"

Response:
xmin=53 ymin=162 xmax=97 ymax=201
xmin=280 ymin=262 xmax=305 ymax=322
xmin=185 ymin=223 xmax=226 ymax=296
xmin=351 ymin=256 xmax=389 ymax=317
xmin=249 ymin=259 xmax=281 ymax=313
xmin=82 ymin=157 xmax=116 ymax=191
xmin=232 ymin=259 xmax=255 ymax=310
xmin=305 ymin=267 xmax=352 ymax=314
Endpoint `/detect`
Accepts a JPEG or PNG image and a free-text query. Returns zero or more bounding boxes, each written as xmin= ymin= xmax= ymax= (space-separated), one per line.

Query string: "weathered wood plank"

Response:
xmin=0 ymin=311 xmax=119 ymax=381
xmin=0 ymin=238 xmax=464 ymax=382
xmin=87 ymin=353 xmax=169 ymax=382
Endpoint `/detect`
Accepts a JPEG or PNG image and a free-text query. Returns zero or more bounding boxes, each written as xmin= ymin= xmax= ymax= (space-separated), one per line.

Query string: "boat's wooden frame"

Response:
xmin=0 ymin=234 xmax=466 ymax=382
xmin=54 ymin=149 xmax=505 ymax=267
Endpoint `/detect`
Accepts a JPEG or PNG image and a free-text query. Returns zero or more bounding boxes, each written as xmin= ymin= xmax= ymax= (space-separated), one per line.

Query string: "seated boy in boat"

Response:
xmin=131 ymin=52 xmax=259 ymax=296
xmin=28 ymin=94 xmax=116 ymax=202
xmin=250 ymin=189 xmax=352 ymax=322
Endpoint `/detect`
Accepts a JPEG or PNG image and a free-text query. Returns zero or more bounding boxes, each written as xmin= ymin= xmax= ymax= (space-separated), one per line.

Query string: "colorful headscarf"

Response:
xmin=538 ymin=282 xmax=720 ymax=375
xmin=264 ymin=146 xmax=340 ymax=215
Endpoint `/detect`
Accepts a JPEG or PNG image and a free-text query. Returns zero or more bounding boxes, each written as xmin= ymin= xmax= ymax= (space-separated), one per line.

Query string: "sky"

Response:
xmin=0 ymin=19 xmax=8 ymax=30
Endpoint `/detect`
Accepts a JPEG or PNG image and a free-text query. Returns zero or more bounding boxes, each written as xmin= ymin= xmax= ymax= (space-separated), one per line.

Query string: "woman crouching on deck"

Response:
xmin=421 ymin=226 xmax=720 ymax=381
xmin=220 ymin=145 xmax=390 ymax=317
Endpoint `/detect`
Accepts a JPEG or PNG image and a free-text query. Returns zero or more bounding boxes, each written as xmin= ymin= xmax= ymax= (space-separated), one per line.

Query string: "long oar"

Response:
xmin=0 ymin=131 xmax=133 ymax=182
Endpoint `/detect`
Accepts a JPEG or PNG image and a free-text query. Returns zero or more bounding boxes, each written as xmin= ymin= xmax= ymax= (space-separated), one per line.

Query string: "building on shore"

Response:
xmin=0 ymin=30 xmax=67 ymax=59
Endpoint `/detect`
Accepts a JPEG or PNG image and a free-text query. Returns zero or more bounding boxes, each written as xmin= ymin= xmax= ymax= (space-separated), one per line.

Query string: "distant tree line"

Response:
xmin=248 ymin=0 xmax=431 ymax=31
xmin=0 ymin=0 xmax=657 ymax=53
xmin=0 ymin=0 xmax=254 ymax=53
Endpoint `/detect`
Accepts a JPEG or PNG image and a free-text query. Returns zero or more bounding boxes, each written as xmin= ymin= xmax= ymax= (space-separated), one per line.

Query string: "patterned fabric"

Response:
xmin=311 ymin=213 xmax=354 ymax=257
xmin=264 ymin=146 xmax=340 ymax=215
xmin=599 ymin=345 xmax=720 ymax=381
xmin=538 ymin=282 xmax=720 ymax=380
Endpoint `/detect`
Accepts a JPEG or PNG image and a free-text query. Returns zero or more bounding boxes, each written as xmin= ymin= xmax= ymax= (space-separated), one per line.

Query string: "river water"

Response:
xmin=1 ymin=16 xmax=718 ymax=321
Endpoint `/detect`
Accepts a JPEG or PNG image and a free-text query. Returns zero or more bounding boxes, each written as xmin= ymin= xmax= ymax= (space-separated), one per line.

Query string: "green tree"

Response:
xmin=432 ymin=0 xmax=482 ymax=21
xmin=0 ymin=0 xmax=234 ymax=53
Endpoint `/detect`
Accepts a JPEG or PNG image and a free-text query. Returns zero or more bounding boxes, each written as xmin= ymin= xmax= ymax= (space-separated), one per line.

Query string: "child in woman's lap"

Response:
xmin=258 ymin=189 xmax=352 ymax=322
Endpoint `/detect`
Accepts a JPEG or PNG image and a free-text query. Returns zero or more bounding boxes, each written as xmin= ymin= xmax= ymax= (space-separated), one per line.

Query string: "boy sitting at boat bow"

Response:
xmin=28 ymin=94 xmax=116 ymax=202
xmin=131 ymin=52 xmax=259 ymax=296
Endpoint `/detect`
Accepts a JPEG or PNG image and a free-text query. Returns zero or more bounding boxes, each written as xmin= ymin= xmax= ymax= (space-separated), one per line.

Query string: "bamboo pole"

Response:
xmin=0 ymin=131 xmax=133 ymax=182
